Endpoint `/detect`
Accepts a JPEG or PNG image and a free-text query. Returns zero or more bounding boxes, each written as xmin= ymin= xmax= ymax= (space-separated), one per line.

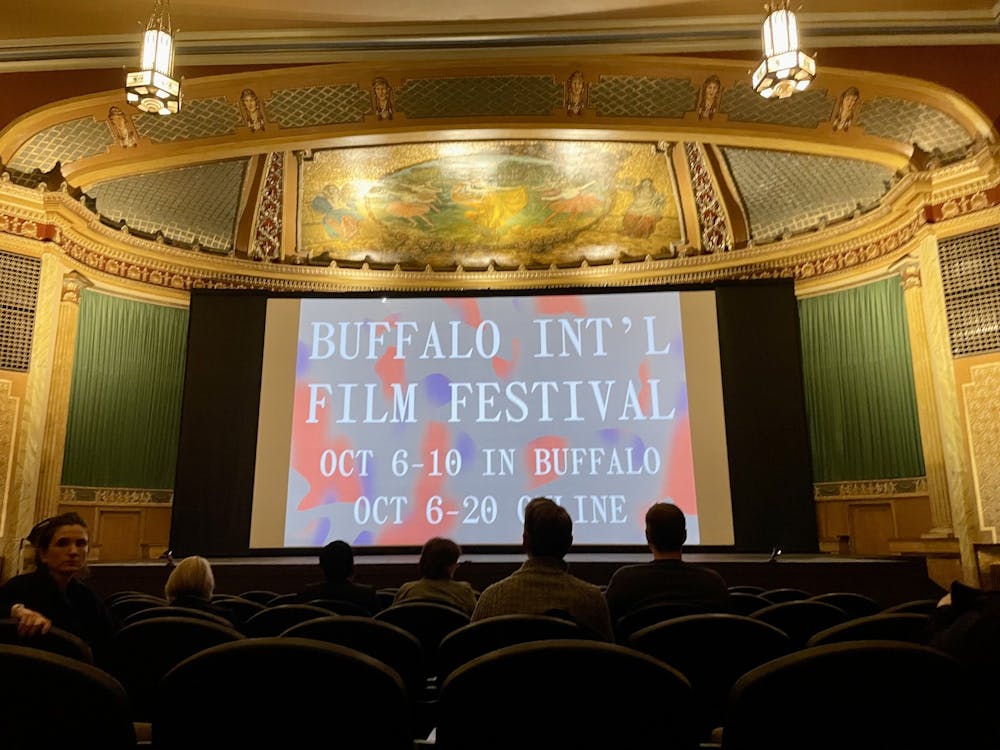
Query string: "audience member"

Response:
xmin=298 ymin=539 xmax=379 ymax=614
xmin=394 ymin=537 xmax=477 ymax=615
xmin=929 ymin=580 xmax=1000 ymax=747
xmin=0 ymin=512 xmax=116 ymax=660
xmin=604 ymin=502 xmax=728 ymax=623
xmin=472 ymin=497 xmax=613 ymax=640
xmin=164 ymin=555 xmax=239 ymax=626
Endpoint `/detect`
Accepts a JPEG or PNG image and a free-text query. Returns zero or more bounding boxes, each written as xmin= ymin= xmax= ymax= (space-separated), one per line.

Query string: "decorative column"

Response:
xmin=914 ymin=236 xmax=979 ymax=584
xmin=34 ymin=271 xmax=91 ymax=520
xmin=899 ymin=261 xmax=952 ymax=536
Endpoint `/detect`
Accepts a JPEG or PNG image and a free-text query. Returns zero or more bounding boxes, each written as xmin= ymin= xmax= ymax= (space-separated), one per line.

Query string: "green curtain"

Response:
xmin=62 ymin=290 xmax=188 ymax=488
xmin=799 ymin=277 xmax=924 ymax=482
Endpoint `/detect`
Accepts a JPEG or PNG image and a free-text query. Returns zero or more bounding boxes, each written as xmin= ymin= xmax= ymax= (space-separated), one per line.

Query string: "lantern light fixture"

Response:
xmin=751 ymin=2 xmax=816 ymax=100
xmin=125 ymin=0 xmax=181 ymax=116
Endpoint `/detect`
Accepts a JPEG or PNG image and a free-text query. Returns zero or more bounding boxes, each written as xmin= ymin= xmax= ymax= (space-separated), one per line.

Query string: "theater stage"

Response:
xmin=88 ymin=552 xmax=945 ymax=608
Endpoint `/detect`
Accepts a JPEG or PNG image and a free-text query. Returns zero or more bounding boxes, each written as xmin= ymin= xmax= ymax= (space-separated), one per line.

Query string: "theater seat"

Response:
xmin=721 ymin=640 xmax=983 ymax=750
xmin=374 ymin=601 xmax=470 ymax=677
xmin=809 ymin=591 xmax=882 ymax=619
xmin=626 ymin=613 xmax=792 ymax=742
xmin=437 ymin=639 xmax=699 ymax=750
xmin=0 ymin=644 xmax=136 ymax=749
xmin=751 ymin=600 xmax=849 ymax=649
xmin=241 ymin=603 xmax=329 ymax=637
xmin=108 ymin=616 xmax=244 ymax=722
xmin=154 ymin=637 xmax=412 ymax=749
xmin=437 ymin=613 xmax=587 ymax=685
xmin=0 ymin=618 xmax=93 ymax=663
xmin=806 ymin=612 xmax=932 ymax=647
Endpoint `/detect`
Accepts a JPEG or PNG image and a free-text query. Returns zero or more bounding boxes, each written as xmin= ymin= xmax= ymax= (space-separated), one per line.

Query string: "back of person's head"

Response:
xmin=165 ymin=555 xmax=215 ymax=601
xmin=319 ymin=540 xmax=354 ymax=581
xmin=28 ymin=512 xmax=89 ymax=570
xmin=645 ymin=502 xmax=687 ymax=553
xmin=419 ymin=537 xmax=461 ymax=580
xmin=523 ymin=497 xmax=573 ymax=559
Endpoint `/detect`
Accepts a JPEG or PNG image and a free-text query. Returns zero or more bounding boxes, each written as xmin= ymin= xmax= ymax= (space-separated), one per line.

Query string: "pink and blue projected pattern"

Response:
xmin=284 ymin=292 xmax=696 ymax=546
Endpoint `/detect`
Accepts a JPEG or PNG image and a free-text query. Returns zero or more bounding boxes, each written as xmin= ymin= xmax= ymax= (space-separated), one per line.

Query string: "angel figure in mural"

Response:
xmin=451 ymin=182 xmax=529 ymax=237
xmin=565 ymin=71 xmax=587 ymax=116
xmin=239 ymin=88 xmax=267 ymax=132
xmin=311 ymin=183 xmax=364 ymax=241
xmin=372 ymin=77 xmax=394 ymax=121
xmin=697 ymin=75 xmax=722 ymax=120
xmin=374 ymin=182 xmax=443 ymax=228
xmin=832 ymin=87 xmax=861 ymax=132
xmin=540 ymin=180 xmax=603 ymax=224
xmin=621 ymin=178 xmax=664 ymax=239
xmin=107 ymin=106 xmax=139 ymax=148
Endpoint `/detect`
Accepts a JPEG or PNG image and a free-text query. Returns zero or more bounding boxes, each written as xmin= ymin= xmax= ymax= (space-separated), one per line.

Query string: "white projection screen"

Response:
xmin=249 ymin=290 xmax=735 ymax=549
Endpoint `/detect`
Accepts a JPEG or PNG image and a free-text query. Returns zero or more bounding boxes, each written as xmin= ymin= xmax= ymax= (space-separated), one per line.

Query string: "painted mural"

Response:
xmin=299 ymin=140 xmax=681 ymax=267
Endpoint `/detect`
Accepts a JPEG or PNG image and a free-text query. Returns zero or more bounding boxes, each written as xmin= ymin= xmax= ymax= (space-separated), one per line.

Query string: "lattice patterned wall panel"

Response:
xmin=857 ymin=97 xmax=972 ymax=163
xmin=939 ymin=226 xmax=1000 ymax=357
xmin=397 ymin=77 xmax=562 ymax=118
xmin=591 ymin=77 xmax=697 ymax=118
xmin=135 ymin=98 xmax=243 ymax=144
xmin=0 ymin=250 xmax=41 ymax=372
xmin=722 ymin=148 xmax=894 ymax=242
xmin=267 ymin=85 xmax=372 ymax=128
xmin=7 ymin=117 xmax=112 ymax=174
xmin=962 ymin=363 xmax=1000 ymax=542
xmin=87 ymin=160 xmax=248 ymax=252
xmin=722 ymin=84 xmax=833 ymax=129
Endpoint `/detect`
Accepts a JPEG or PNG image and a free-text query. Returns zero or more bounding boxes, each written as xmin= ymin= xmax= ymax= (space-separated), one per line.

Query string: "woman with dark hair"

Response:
xmin=393 ymin=537 xmax=477 ymax=615
xmin=0 ymin=512 xmax=116 ymax=659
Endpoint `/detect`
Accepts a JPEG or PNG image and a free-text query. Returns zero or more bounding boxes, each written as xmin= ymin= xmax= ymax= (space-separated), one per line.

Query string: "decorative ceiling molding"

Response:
xmin=1 ymin=11 xmax=999 ymax=71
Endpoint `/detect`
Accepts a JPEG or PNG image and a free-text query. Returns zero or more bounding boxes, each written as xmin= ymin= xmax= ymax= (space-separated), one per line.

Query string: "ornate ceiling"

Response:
xmin=0 ymin=4 xmax=997 ymax=293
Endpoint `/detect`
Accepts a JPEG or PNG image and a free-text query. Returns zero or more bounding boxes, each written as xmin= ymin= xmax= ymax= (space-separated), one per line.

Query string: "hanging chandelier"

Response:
xmin=751 ymin=2 xmax=816 ymax=99
xmin=125 ymin=0 xmax=181 ymax=116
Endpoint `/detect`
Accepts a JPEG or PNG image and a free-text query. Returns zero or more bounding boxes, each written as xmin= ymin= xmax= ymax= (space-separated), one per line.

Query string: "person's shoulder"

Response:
xmin=607 ymin=562 xmax=653 ymax=583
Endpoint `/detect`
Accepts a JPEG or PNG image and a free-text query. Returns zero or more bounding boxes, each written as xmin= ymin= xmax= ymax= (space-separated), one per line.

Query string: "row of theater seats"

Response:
xmin=2 ymin=589 xmax=984 ymax=749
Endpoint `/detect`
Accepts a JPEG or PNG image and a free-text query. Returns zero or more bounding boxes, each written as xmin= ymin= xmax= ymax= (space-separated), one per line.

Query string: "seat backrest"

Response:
xmin=266 ymin=591 xmax=300 ymax=607
xmin=721 ymin=640 xmax=983 ymax=750
xmin=154 ymin=637 xmax=412 ymax=749
xmin=109 ymin=596 xmax=165 ymax=624
xmin=306 ymin=598 xmax=373 ymax=617
xmin=614 ymin=600 xmax=709 ymax=641
xmin=883 ymin=598 xmax=940 ymax=615
xmin=237 ymin=589 xmax=279 ymax=605
xmin=281 ymin=615 xmax=426 ymax=697
xmin=727 ymin=585 xmax=766 ymax=595
xmin=210 ymin=596 xmax=266 ymax=623
xmin=437 ymin=639 xmax=699 ymax=750
xmin=806 ymin=612 xmax=932 ymax=647
xmin=374 ymin=601 xmax=470 ymax=673
xmin=109 ymin=616 xmax=244 ymax=721
xmin=120 ymin=605 xmax=233 ymax=629
xmin=725 ymin=592 xmax=772 ymax=616
xmin=627 ymin=613 xmax=792 ymax=741
xmin=0 ymin=618 xmax=93 ymax=663
xmin=760 ymin=587 xmax=812 ymax=603
xmin=0 ymin=644 xmax=136 ymax=750
xmin=241 ymin=603 xmax=330 ymax=637
xmin=437 ymin=613 xmax=586 ymax=684
xmin=751 ymin=600 xmax=849 ymax=649
xmin=105 ymin=590 xmax=162 ymax=606
xmin=808 ymin=591 xmax=882 ymax=619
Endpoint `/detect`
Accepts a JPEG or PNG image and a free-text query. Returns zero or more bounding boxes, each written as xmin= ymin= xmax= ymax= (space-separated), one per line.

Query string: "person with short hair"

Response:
xmin=164 ymin=555 xmax=239 ymax=625
xmin=471 ymin=497 xmax=613 ymax=640
xmin=298 ymin=539 xmax=379 ymax=614
xmin=0 ymin=512 xmax=116 ymax=659
xmin=393 ymin=537 xmax=477 ymax=615
xmin=604 ymin=502 xmax=728 ymax=623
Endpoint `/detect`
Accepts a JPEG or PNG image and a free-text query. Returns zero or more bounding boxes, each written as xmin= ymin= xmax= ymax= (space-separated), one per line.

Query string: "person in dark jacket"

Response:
xmin=0 ymin=512 xmax=116 ymax=661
